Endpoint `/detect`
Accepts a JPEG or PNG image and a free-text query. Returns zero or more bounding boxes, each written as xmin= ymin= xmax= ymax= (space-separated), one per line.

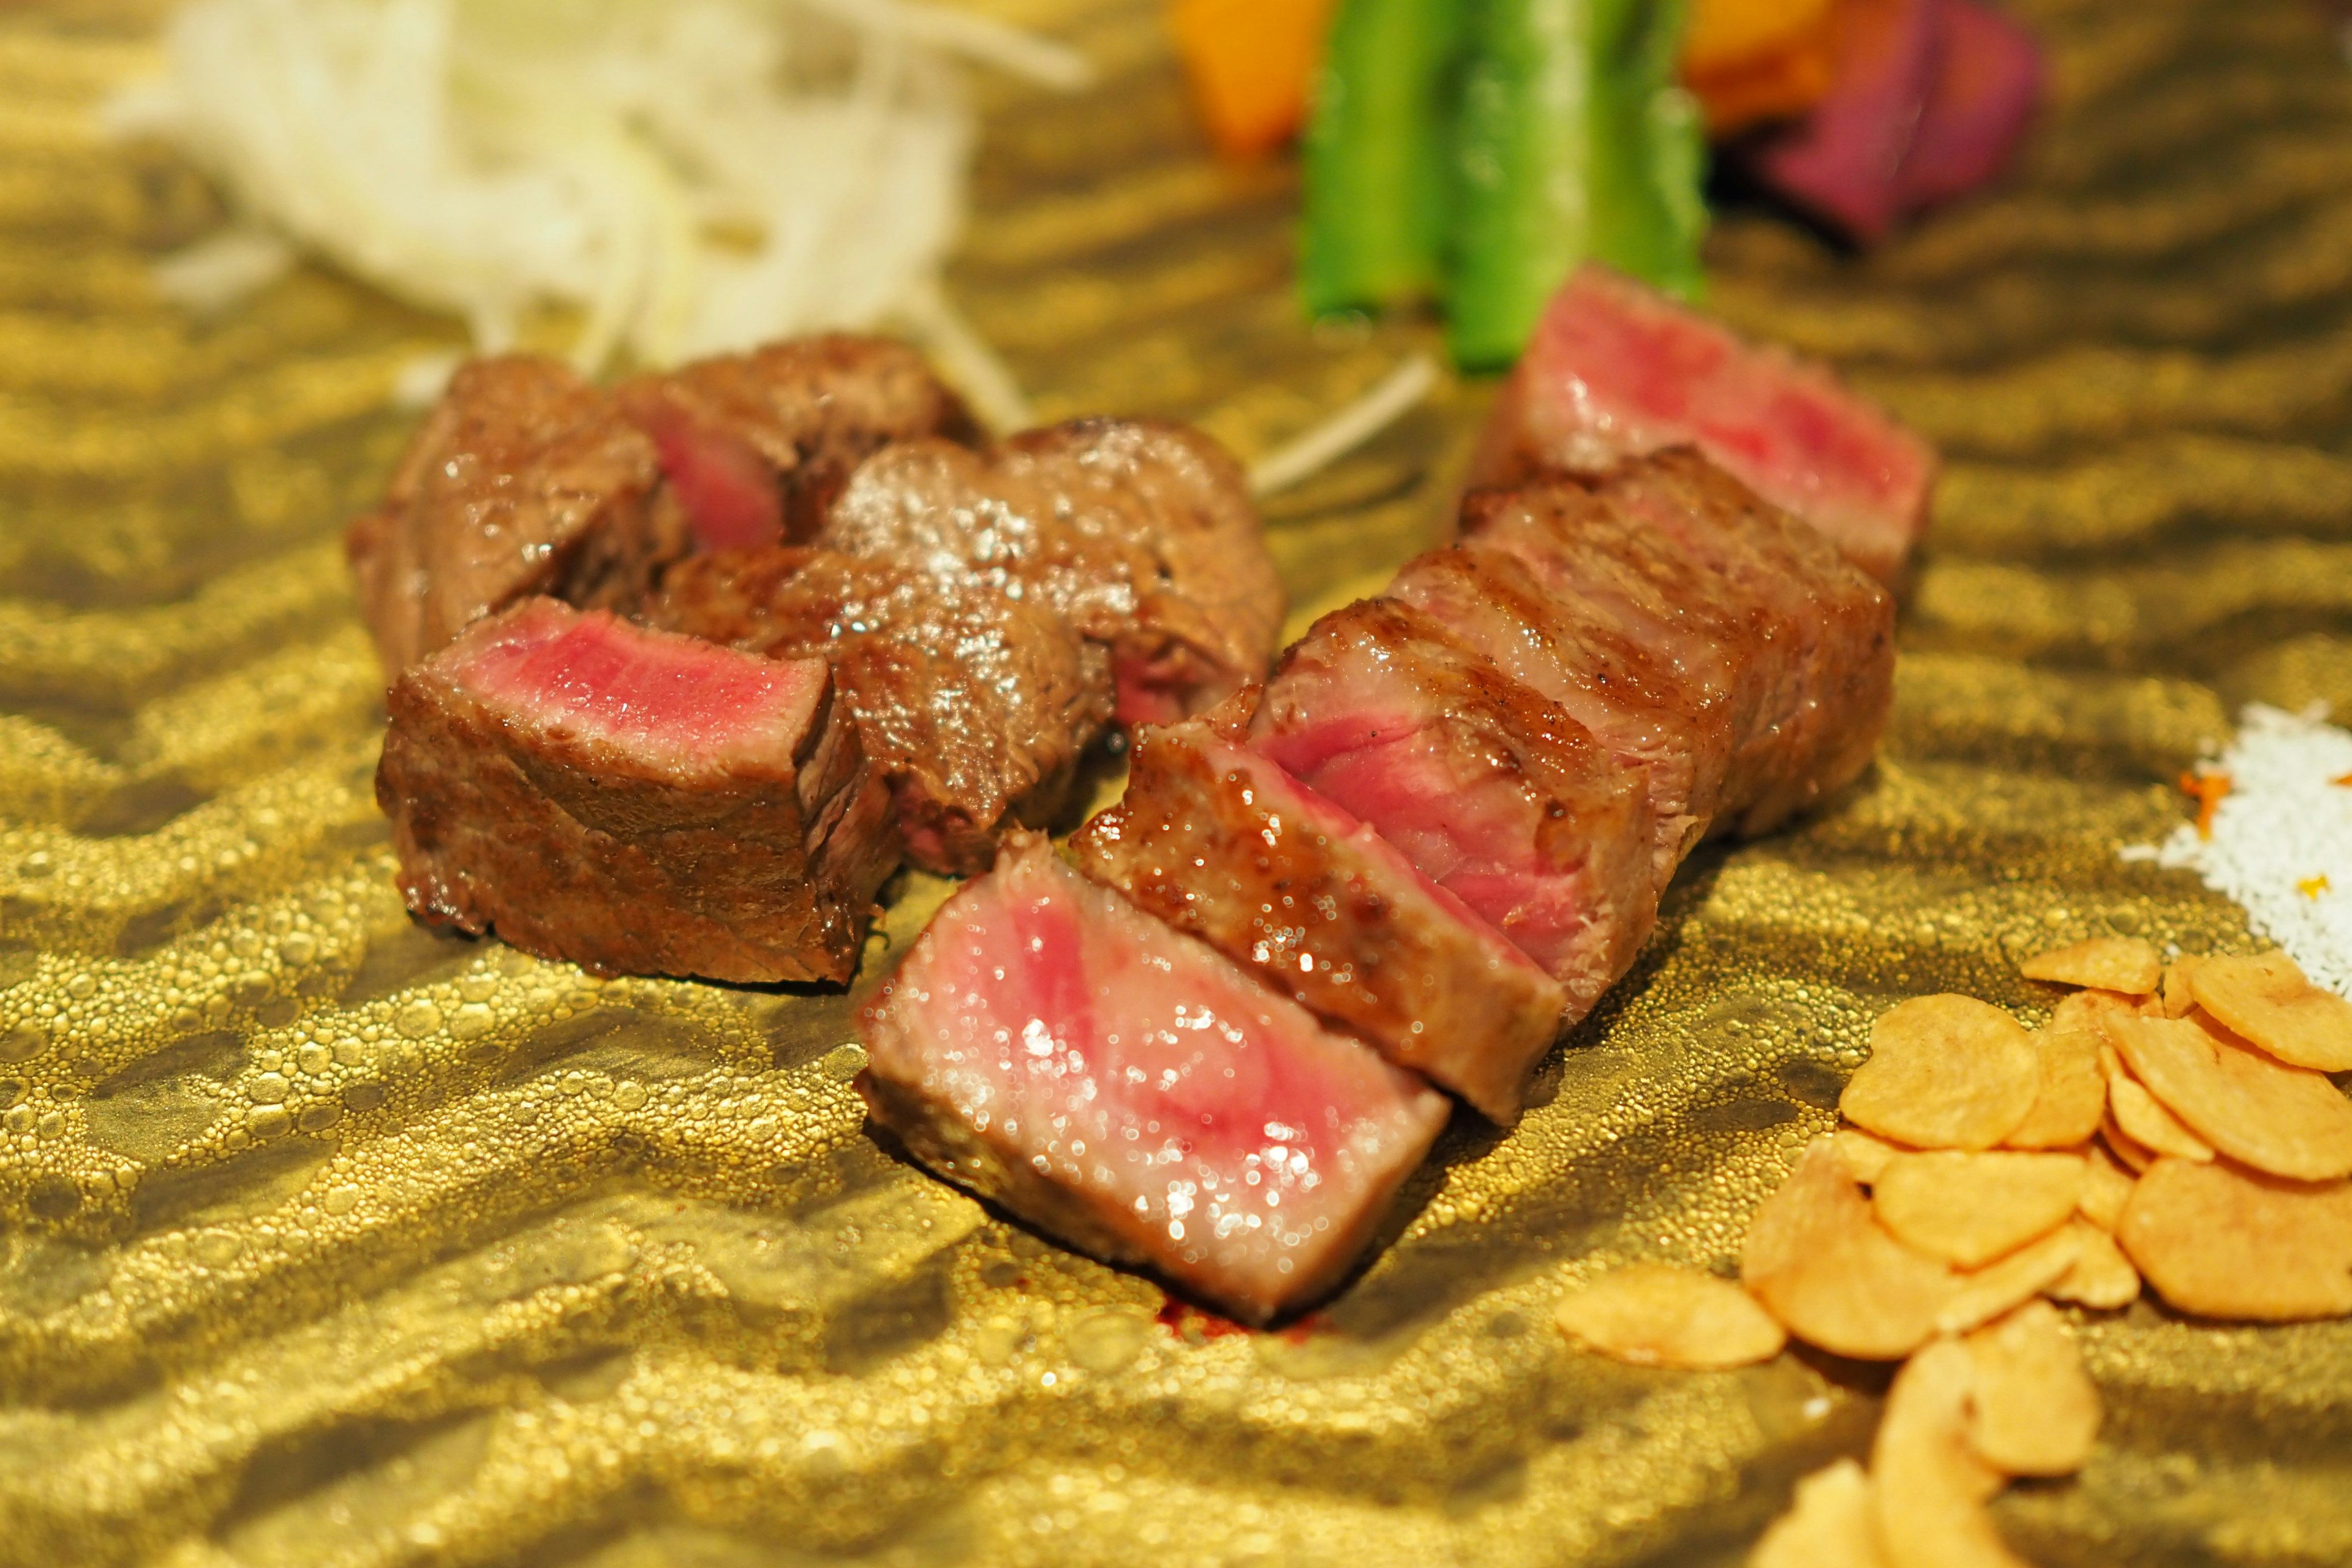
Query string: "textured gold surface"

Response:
xmin=4 ymin=1 xmax=2351 ymax=1562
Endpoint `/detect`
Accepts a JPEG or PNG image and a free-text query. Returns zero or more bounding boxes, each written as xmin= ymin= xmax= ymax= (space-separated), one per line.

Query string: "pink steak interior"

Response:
xmin=1521 ymin=266 xmax=1933 ymax=564
xmin=862 ymin=839 xmax=1446 ymax=1310
xmin=447 ymin=599 xmax=827 ymax=770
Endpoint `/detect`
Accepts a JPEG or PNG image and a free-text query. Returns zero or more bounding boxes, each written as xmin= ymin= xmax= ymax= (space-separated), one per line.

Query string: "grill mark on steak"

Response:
xmin=857 ymin=832 xmax=1450 ymax=1325
xmin=1570 ymin=453 xmax=1892 ymax=834
xmin=347 ymin=355 xmax=683 ymax=675
xmin=1461 ymin=454 xmax=1894 ymax=840
xmin=646 ymin=548 xmax=1114 ymax=876
xmin=615 ymin=334 xmax=980 ymax=549
xmin=376 ymin=598 xmax=899 ymax=984
xmin=1385 ymin=543 xmax=1735 ymax=894
xmin=818 ymin=418 xmax=1285 ymax=727
xmin=1073 ymin=699 xmax=1567 ymax=1123
xmin=1248 ymin=599 xmax=1653 ymax=1010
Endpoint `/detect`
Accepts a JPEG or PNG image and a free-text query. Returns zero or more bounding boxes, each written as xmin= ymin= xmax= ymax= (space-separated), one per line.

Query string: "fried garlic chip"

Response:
xmin=1554 ymin=1263 xmax=1787 ymax=1370
xmin=1744 ymin=1139 xmax=1957 ymax=1359
xmin=1873 ymin=1150 xmax=2085 ymax=1268
xmin=2155 ymin=958 xmax=2201 ymax=1019
xmin=2077 ymin=1143 xmax=2136 ymax=1231
xmin=2190 ymin=951 xmax=2352 ymax=1072
xmin=2108 ymin=1012 xmax=2352 ymax=1182
xmin=2004 ymin=993 xmax=2113 ymax=1150
xmin=1842 ymin=997 xmax=2040 ymax=1152
xmin=1962 ymin=1300 xmax=2101 ymax=1477
xmin=2100 ymin=1114 xmax=2154 ymax=1174
xmin=1834 ymin=1126 xmax=1909 ymax=1185
xmin=1936 ymin=1223 xmax=2082 ymax=1336
xmin=2020 ymin=937 xmax=2161 ymax=995
xmin=1750 ymin=1459 xmax=1888 ymax=1568
xmin=2046 ymin=1219 xmax=2139 ymax=1310
xmin=2116 ymin=1156 xmax=2352 ymax=1321
xmin=1870 ymin=1338 xmax=2026 ymax=1568
xmin=2102 ymin=1055 xmax=2215 ymax=1164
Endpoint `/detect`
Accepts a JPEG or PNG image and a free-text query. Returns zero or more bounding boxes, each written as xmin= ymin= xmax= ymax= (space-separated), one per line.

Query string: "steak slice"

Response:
xmin=377 ymin=598 xmax=898 ymax=984
xmin=1463 ymin=456 xmax=1895 ymax=839
xmin=1587 ymin=452 xmax=1896 ymax=835
xmin=646 ymin=548 xmax=1113 ymax=876
xmin=1072 ymin=706 xmax=1566 ymax=1123
xmin=616 ymin=334 xmax=980 ymax=551
xmin=347 ymin=355 xmax=682 ymax=674
xmin=1248 ymin=600 xmax=1652 ymax=1012
xmin=819 ymin=418 xmax=1285 ymax=727
xmin=1468 ymin=265 xmax=1937 ymax=582
xmin=1385 ymin=543 xmax=1736 ymax=891
xmin=858 ymin=833 xmax=1450 ymax=1324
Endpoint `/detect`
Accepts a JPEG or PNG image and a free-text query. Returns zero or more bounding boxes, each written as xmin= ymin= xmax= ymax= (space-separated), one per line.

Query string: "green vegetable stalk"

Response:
xmin=1300 ymin=0 xmax=1706 ymax=370
xmin=1449 ymin=0 xmax=1703 ymax=369
xmin=1585 ymin=0 xmax=1705 ymax=301
xmin=1298 ymin=0 xmax=1465 ymax=316
xmin=1443 ymin=0 xmax=1592 ymax=369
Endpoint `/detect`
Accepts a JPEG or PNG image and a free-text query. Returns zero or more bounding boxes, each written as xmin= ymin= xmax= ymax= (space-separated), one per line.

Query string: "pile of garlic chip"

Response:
xmin=1554 ymin=937 xmax=2352 ymax=1566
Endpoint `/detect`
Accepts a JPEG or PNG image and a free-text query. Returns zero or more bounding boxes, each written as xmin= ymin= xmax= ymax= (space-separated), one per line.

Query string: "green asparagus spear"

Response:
xmin=1446 ymin=0 xmax=1706 ymax=369
xmin=1586 ymin=0 xmax=1705 ymax=300
xmin=1444 ymin=0 xmax=1593 ymax=369
xmin=1298 ymin=0 xmax=1466 ymax=316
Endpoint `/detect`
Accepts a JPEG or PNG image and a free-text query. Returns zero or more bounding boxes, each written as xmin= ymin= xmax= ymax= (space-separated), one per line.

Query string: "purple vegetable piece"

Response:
xmin=1747 ymin=0 xmax=1941 ymax=244
xmin=1898 ymin=0 xmax=2042 ymax=209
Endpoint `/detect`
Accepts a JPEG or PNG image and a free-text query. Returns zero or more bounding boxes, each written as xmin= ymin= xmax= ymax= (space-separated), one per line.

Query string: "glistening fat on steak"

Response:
xmin=347 ymin=355 xmax=684 ymax=674
xmin=616 ymin=334 xmax=979 ymax=552
xmin=818 ymin=418 xmax=1285 ymax=727
xmin=1072 ymin=703 xmax=1566 ymax=1123
xmin=1468 ymin=265 xmax=1937 ymax=583
xmin=1464 ymin=455 xmax=1894 ymax=839
xmin=858 ymin=834 xmax=1450 ymax=1324
xmin=646 ymin=548 xmax=1113 ymax=876
xmin=377 ymin=598 xmax=899 ymax=984
xmin=1248 ymin=600 xmax=1653 ymax=1013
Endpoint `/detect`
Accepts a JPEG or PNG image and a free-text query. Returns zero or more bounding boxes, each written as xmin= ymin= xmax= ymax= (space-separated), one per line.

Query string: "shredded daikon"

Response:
xmin=105 ymin=0 xmax=1087 ymax=427
xmin=2124 ymin=704 xmax=2352 ymax=998
xmin=1246 ymin=355 xmax=1440 ymax=499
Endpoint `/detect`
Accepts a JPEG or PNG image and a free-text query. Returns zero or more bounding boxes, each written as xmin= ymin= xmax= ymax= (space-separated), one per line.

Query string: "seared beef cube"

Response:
xmin=616 ymin=334 xmax=979 ymax=551
xmin=1468 ymin=265 xmax=1936 ymax=582
xmin=819 ymin=418 xmax=1284 ymax=726
xmin=377 ymin=598 xmax=898 ymax=983
xmin=1606 ymin=452 xmax=1896 ymax=827
xmin=1074 ymin=708 xmax=1566 ymax=1123
xmin=1249 ymin=600 xmax=1651 ymax=1012
xmin=858 ymin=834 xmax=1449 ymax=1323
xmin=1471 ymin=456 xmax=1895 ymax=837
xmin=647 ymin=549 xmax=1112 ymax=876
xmin=347 ymin=356 xmax=682 ymax=673
xmin=1387 ymin=544 xmax=1736 ymax=891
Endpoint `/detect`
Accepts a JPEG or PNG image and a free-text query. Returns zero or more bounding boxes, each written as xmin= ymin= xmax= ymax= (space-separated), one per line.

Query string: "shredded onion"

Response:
xmin=107 ymin=0 xmax=1087 ymax=426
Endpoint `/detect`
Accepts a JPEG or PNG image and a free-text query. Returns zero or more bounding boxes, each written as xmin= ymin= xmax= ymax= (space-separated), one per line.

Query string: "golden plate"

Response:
xmin=5 ymin=0 xmax=2352 ymax=1561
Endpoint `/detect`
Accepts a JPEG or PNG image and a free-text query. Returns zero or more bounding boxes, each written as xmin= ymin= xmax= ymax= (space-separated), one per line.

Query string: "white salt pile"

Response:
xmin=2124 ymin=703 xmax=2352 ymax=998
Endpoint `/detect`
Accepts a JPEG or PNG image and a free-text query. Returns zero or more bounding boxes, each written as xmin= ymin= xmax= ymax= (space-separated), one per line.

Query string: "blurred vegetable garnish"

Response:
xmin=1266 ymin=0 xmax=2039 ymax=370
xmin=1169 ymin=0 xmax=1339 ymax=158
xmin=1744 ymin=0 xmax=2041 ymax=244
xmin=1678 ymin=0 xmax=1839 ymax=135
xmin=1302 ymin=0 xmax=1706 ymax=371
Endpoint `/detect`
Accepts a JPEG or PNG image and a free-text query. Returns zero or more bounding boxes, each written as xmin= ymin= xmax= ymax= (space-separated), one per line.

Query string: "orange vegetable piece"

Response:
xmin=1681 ymin=0 xmax=1837 ymax=78
xmin=1170 ymin=0 xmax=1339 ymax=158
xmin=2179 ymin=770 xmax=2232 ymax=840
xmin=1680 ymin=0 xmax=1840 ymax=136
